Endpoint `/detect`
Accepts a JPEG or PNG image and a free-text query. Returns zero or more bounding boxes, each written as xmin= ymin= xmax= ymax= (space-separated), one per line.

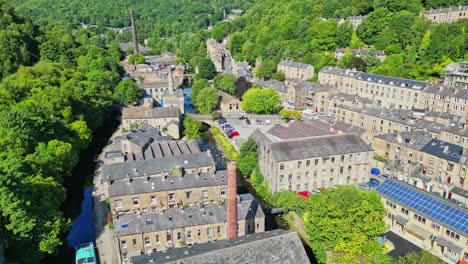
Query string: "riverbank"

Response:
xmin=42 ymin=113 xmax=119 ymax=264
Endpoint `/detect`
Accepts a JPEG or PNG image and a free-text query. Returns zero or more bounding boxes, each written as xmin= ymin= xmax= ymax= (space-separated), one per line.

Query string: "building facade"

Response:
xmin=444 ymin=61 xmax=468 ymax=89
xmin=114 ymin=196 xmax=265 ymax=262
xmin=377 ymin=179 xmax=468 ymax=264
xmin=277 ymin=60 xmax=314 ymax=81
xmin=122 ymin=106 xmax=180 ymax=139
xmin=252 ymin=131 xmax=373 ymax=193
xmin=373 ymin=132 xmax=468 ymax=200
xmin=335 ymin=104 xmax=468 ymax=147
xmin=420 ymin=6 xmax=468 ymax=24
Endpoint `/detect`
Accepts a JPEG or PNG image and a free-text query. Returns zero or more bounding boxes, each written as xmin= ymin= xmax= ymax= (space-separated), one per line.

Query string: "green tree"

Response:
xmin=364 ymin=47 xmax=381 ymax=68
xmin=236 ymin=138 xmax=258 ymax=176
xmin=113 ymin=79 xmax=141 ymax=104
xmin=279 ymin=109 xmax=302 ymax=120
xmin=349 ymin=56 xmax=367 ymax=71
xmin=128 ymin=53 xmax=145 ymax=64
xmin=304 ymin=187 xmax=388 ymax=264
xmin=255 ymin=59 xmax=276 ymax=79
xmin=350 ymin=31 xmax=365 ymax=48
xmin=191 ymin=78 xmax=210 ymax=102
xmin=183 ymin=115 xmax=202 ymax=139
xmin=213 ymin=73 xmax=236 ymax=94
xmin=336 ymin=22 xmax=353 ymax=48
xmin=272 ymin=70 xmax=285 ymax=81
xmin=241 ymin=87 xmax=281 ymax=114
xmin=357 ymin=8 xmax=392 ymax=44
xmin=193 ymin=87 xmax=219 ymax=114
xmin=197 ymin=57 xmax=217 ymax=80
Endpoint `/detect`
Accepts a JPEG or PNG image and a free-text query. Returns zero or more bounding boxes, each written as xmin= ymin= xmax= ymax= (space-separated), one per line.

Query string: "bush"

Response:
xmin=237 ymin=138 xmax=258 ymax=176
xmin=279 ymin=108 xmax=302 ymax=120
xmin=183 ymin=115 xmax=202 ymax=139
xmin=209 ymin=126 xmax=238 ymax=160
xmin=211 ymin=112 xmax=222 ymax=121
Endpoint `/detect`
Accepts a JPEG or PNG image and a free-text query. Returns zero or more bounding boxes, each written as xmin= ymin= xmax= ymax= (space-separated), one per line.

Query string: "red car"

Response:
xmin=297 ymin=191 xmax=311 ymax=198
xmin=230 ymin=130 xmax=240 ymax=137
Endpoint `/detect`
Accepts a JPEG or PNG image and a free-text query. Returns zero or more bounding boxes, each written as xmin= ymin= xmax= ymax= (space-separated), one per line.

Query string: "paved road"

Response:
xmin=384 ymin=231 xmax=422 ymax=259
xmin=94 ymin=126 xmax=122 ymax=264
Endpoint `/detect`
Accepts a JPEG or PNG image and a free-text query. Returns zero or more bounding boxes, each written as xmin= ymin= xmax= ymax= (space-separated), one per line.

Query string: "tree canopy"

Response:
xmin=236 ymin=138 xmax=258 ymax=176
xmin=241 ymin=86 xmax=281 ymax=114
xmin=193 ymin=87 xmax=219 ymax=114
xmin=0 ymin=3 xmax=122 ymax=262
xmin=113 ymin=79 xmax=141 ymax=104
xmin=183 ymin=115 xmax=202 ymax=139
xmin=213 ymin=73 xmax=236 ymax=94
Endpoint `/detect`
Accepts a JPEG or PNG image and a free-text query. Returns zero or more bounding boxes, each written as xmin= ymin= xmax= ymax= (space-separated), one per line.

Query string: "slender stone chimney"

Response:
xmin=130 ymin=10 xmax=139 ymax=54
xmin=227 ymin=161 xmax=238 ymax=239
xmin=168 ymin=67 xmax=175 ymax=94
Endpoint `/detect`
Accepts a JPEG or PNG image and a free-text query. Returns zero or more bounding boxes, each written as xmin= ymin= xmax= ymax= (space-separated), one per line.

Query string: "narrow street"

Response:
xmin=93 ymin=125 xmax=122 ymax=264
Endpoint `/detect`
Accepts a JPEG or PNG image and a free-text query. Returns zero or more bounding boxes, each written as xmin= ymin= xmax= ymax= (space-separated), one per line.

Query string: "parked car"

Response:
xmin=238 ymin=115 xmax=245 ymax=120
xmin=244 ymin=118 xmax=251 ymax=125
xmin=255 ymin=119 xmax=262 ymax=125
xmin=220 ymin=122 xmax=230 ymax=128
xmin=381 ymin=174 xmax=390 ymax=179
xmin=264 ymin=119 xmax=271 ymax=125
xmin=358 ymin=184 xmax=370 ymax=190
xmin=230 ymin=130 xmax=240 ymax=137
xmin=218 ymin=118 xmax=227 ymax=124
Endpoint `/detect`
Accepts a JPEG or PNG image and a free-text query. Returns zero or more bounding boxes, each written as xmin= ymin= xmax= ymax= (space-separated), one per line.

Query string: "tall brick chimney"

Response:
xmin=226 ymin=161 xmax=238 ymax=239
xmin=130 ymin=10 xmax=139 ymax=54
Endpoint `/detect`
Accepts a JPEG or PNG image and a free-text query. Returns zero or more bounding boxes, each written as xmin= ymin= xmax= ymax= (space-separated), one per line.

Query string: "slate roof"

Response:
xmin=130 ymin=230 xmax=310 ymax=264
xmin=137 ymin=81 xmax=170 ymax=89
xmin=289 ymin=80 xmax=330 ymax=92
xmin=357 ymin=73 xmax=426 ymax=90
xmin=267 ymin=125 xmax=310 ymax=140
xmin=102 ymin=152 xmax=215 ymax=181
xmin=270 ymin=134 xmax=372 ymax=162
xmin=319 ymin=66 xmax=362 ymax=77
xmin=114 ymin=198 xmax=264 ymax=237
xmin=126 ymin=124 xmax=165 ymax=147
xmin=109 ymin=170 xmax=227 ymax=197
xmin=218 ymin=90 xmax=240 ymax=104
xmin=253 ymin=79 xmax=287 ymax=93
xmin=375 ymin=132 xmax=433 ymax=152
xmin=420 ymin=139 xmax=464 ymax=163
xmin=332 ymin=121 xmax=366 ymax=136
xmin=420 ymin=6 xmax=468 ymax=14
xmin=450 ymin=186 xmax=468 ymax=199
xmin=122 ymin=106 xmax=180 ymax=119
xmin=127 ymin=140 xmax=200 ymax=162
xmin=267 ymin=121 xmax=331 ymax=140
xmin=335 ymin=48 xmax=386 ymax=56
xmin=348 ymin=15 xmax=366 ymax=20
xmin=278 ymin=60 xmax=312 ymax=69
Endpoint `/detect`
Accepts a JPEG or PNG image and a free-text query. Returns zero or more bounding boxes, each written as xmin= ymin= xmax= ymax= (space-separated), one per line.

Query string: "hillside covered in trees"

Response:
xmin=213 ymin=0 xmax=467 ymax=80
xmin=0 ymin=2 xmax=126 ymax=263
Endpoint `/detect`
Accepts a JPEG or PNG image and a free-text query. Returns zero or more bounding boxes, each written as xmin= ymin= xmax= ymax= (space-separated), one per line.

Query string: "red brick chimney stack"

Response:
xmin=227 ymin=161 xmax=238 ymax=239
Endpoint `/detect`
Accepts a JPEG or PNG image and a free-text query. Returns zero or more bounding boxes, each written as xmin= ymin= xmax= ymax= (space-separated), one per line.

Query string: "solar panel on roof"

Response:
xmin=376 ymin=180 xmax=468 ymax=236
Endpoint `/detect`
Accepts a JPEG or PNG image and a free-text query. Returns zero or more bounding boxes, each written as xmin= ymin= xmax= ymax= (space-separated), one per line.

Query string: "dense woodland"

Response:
xmin=215 ymin=0 xmax=468 ymax=80
xmin=0 ymin=2 xmax=125 ymax=263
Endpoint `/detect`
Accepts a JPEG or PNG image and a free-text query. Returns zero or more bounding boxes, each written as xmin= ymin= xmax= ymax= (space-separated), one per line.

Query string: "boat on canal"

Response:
xmin=75 ymin=242 xmax=97 ymax=264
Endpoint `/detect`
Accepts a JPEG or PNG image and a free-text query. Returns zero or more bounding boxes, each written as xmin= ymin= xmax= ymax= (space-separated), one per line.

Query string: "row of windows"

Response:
xmin=115 ymin=190 xmax=226 ymax=208
xmin=279 ymin=166 xmax=355 ymax=181
xmin=279 ymin=154 xmax=366 ymax=170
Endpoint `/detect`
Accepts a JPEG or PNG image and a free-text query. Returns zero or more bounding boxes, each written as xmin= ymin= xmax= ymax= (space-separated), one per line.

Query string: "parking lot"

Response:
xmin=217 ymin=115 xmax=279 ymax=149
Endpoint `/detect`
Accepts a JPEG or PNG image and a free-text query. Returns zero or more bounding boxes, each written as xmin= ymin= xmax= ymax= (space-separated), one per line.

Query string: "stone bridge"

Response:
xmin=190 ymin=114 xmax=215 ymax=126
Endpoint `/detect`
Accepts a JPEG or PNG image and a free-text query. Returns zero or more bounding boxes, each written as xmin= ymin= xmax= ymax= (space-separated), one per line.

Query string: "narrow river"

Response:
xmin=42 ymin=113 xmax=119 ymax=264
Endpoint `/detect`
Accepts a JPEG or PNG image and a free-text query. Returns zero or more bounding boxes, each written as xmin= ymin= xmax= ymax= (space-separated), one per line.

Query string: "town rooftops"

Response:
xmin=270 ymin=134 xmax=372 ymax=161
xmin=266 ymin=121 xmax=331 ymax=140
xmin=126 ymin=140 xmax=201 ymax=162
xmin=129 ymin=229 xmax=310 ymax=264
xmin=253 ymin=79 xmax=287 ymax=93
xmin=108 ymin=170 xmax=227 ymax=197
xmin=102 ymin=152 xmax=215 ymax=181
xmin=125 ymin=124 xmax=165 ymax=147
xmin=332 ymin=121 xmax=367 ymax=136
xmin=420 ymin=138 xmax=464 ymax=163
xmin=288 ymin=80 xmax=330 ymax=92
xmin=319 ymin=66 xmax=362 ymax=77
xmin=122 ymin=106 xmax=180 ymax=120
xmin=218 ymin=90 xmax=239 ymax=104
xmin=278 ymin=60 xmax=312 ymax=69
xmin=114 ymin=197 xmax=264 ymax=237
xmin=420 ymin=5 xmax=468 ymax=14
xmin=357 ymin=73 xmax=426 ymax=90
xmin=377 ymin=179 xmax=468 ymax=237
xmin=335 ymin=48 xmax=386 ymax=56
xmin=137 ymin=81 xmax=170 ymax=89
